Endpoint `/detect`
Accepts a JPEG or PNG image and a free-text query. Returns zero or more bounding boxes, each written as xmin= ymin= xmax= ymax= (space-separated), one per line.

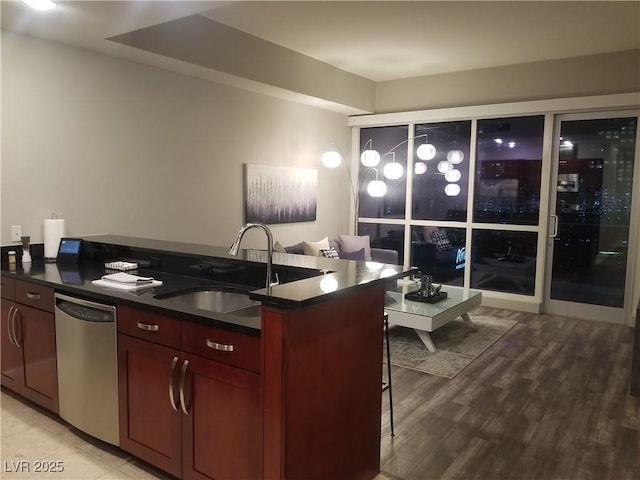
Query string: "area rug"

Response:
xmin=384 ymin=315 xmax=517 ymax=378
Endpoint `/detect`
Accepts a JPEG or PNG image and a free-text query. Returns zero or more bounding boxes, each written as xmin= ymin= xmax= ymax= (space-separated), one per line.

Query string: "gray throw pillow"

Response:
xmin=339 ymin=248 xmax=366 ymax=261
xmin=338 ymin=234 xmax=371 ymax=261
xmin=273 ymin=241 xmax=287 ymax=253
xmin=284 ymin=242 xmax=305 ymax=254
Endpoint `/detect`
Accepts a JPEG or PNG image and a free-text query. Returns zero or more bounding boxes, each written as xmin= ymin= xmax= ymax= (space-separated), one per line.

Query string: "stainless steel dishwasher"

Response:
xmin=54 ymin=293 xmax=119 ymax=446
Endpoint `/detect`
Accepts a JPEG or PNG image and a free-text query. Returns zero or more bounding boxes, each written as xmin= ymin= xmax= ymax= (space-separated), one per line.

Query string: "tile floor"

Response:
xmin=0 ymin=390 xmax=171 ymax=479
xmin=1 ymin=389 xmax=394 ymax=480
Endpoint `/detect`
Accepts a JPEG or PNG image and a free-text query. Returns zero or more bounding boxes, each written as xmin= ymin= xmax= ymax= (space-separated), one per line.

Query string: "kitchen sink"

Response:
xmin=154 ymin=284 xmax=259 ymax=315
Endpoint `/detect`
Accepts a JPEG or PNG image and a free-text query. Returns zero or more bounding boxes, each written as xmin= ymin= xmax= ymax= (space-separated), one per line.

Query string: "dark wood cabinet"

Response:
xmin=1 ymin=277 xmax=58 ymax=414
xmin=117 ymin=305 xmax=262 ymax=480
xmin=118 ymin=333 xmax=183 ymax=477
xmin=1 ymin=299 xmax=23 ymax=391
xmin=181 ymin=352 xmax=261 ymax=480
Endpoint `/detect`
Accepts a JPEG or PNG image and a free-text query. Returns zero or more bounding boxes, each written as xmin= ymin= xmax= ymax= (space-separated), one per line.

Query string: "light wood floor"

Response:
xmin=1 ymin=306 xmax=638 ymax=479
xmin=380 ymin=306 xmax=640 ymax=480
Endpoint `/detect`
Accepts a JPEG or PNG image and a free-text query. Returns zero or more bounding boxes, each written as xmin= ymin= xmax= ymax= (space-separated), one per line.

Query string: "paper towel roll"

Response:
xmin=44 ymin=218 xmax=66 ymax=261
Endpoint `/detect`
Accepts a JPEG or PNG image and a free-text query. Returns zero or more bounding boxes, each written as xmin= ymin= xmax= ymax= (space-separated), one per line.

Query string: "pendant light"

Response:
xmin=382 ymin=152 xmax=403 ymax=180
xmin=414 ymin=162 xmax=427 ymax=175
xmin=444 ymin=169 xmax=461 ymax=182
xmin=367 ymin=168 xmax=387 ymax=197
xmin=321 ymin=146 xmax=342 ymax=168
xmin=445 ymin=183 xmax=461 ymax=196
xmin=437 ymin=160 xmax=452 ymax=173
xmin=416 ymin=133 xmax=437 ymax=161
xmin=446 ymin=150 xmax=464 ymax=164
xmin=416 ymin=142 xmax=437 ymax=161
xmin=360 ymin=139 xmax=381 ymax=167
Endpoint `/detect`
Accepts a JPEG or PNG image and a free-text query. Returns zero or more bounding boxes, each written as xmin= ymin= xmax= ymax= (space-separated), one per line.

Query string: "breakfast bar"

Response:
xmin=1 ymin=234 xmax=416 ymax=480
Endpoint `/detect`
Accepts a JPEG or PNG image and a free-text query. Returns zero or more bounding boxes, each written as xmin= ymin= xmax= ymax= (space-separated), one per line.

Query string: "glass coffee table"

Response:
xmin=384 ymin=284 xmax=482 ymax=353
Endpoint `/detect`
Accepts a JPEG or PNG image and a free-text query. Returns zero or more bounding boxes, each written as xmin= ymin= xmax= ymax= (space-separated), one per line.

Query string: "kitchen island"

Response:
xmin=1 ymin=235 xmax=416 ymax=480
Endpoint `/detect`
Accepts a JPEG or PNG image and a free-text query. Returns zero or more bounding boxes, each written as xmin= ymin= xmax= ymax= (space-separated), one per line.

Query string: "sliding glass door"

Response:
xmin=545 ymin=112 xmax=639 ymax=323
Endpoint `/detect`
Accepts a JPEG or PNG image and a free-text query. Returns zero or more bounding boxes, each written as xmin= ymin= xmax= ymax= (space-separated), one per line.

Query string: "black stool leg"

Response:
xmin=384 ymin=313 xmax=395 ymax=436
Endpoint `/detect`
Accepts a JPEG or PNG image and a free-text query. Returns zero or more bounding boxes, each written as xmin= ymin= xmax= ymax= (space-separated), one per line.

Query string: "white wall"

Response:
xmin=376 ymin=50 xmax=640 ymax=113
xmin=1 ymin=32 xmax=352 ymax=249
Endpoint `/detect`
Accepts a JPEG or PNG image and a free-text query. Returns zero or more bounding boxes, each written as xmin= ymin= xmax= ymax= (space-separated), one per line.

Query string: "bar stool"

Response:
xmin=382 ymin=312 xmax=395 ymax=436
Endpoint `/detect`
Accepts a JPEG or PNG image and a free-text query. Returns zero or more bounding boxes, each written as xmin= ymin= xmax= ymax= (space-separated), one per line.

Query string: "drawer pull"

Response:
xmin=136 ymin=321 xmax=159 ymax=332
xmin=206 ymin=339 xmax=234 ymax=352
xmin=26 ymin=292 xmax=41 ymax=300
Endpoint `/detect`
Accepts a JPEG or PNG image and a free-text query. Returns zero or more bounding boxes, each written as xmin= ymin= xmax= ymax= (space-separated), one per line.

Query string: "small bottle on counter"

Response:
xmin=21 ymin=236 xmax=32 ymax=264
xmin=8 ymin=250 xmax=16 ymax=271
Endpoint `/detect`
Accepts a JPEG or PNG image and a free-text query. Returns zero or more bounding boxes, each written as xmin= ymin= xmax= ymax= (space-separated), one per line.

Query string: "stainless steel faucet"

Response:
xmin=229 ymin=222 xmax=278 ymax=289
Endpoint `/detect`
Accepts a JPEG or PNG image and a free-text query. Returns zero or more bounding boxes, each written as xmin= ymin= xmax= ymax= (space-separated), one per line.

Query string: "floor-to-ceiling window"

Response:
xmin=350 ymin=95 xmax=639 ymax=323
xmin=357 ymin=115 xmax=545 ymax=295
xmin=470 ymin=115 xmax=544 ymax=296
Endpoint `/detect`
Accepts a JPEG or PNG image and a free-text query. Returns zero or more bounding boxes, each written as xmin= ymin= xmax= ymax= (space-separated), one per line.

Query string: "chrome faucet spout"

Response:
xmin=229 ymin=222 xmax=276 ymax=289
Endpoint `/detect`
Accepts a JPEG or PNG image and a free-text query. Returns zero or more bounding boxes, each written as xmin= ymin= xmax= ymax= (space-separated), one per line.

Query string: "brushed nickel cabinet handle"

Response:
xmin=179 ymin=359 xmax=190 ymax=416
xmin=26 ymin=292 xmax=41 ymax=300
xmin=206 ymin=339 xmax=234 ymax=352
xmin=7 ymin=306 xmax=17 ymax=347
xmin=168 ymin=356 xmax=179 ymax=412
xmin=12 ymin=308 xmax=22 ymax=348
xmin=136 ymin=321 xmax=159 ymax=332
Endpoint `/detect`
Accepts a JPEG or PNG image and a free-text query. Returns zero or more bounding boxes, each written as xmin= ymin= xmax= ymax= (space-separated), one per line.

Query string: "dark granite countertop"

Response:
xmin=1 ymin=234 xmax=417 ymax=334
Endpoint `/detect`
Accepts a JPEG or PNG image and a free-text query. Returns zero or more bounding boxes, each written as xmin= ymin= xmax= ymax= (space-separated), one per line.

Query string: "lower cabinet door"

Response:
xmin=1 ymin=301 xmax=23 ymax=392
xmin=182 ymin=354 xmax=262 ymax=480
xmin=118 ymin=334 xmax=183 ymax=478
xmin=17 ymin=304 xmax=58 ymax=413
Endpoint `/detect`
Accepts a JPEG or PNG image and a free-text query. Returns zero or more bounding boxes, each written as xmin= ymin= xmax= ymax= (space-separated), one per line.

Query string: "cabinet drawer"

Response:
xmin=14 ymin=280 xmax=53 ymax=312
xmin=117 ymin=305 xmax=181 ymax=349
xmin=1 ymin=276 xmax=15 ymax=300
xmin=182 ymin=322 xmax=260 ymax=373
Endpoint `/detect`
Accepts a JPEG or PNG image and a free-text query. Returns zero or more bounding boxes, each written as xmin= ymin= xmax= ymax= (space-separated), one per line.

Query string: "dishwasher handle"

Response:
xmin=55 ymin=293 xmax=116 ymax=322
xmin=55 ymin=293 xmax=117 ymax=313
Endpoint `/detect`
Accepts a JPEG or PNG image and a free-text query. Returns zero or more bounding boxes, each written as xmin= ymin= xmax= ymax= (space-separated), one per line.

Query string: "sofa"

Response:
xmin=275 ymin=235 xmax=399 ymax=265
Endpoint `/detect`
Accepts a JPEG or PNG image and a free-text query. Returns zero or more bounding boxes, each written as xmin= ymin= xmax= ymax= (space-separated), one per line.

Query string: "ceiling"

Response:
xmin=3 ymin=1 xmax=639 ymax=110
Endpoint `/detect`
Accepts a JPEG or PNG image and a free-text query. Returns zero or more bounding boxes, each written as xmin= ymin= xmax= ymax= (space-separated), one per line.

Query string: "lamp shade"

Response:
xmin=383 ymin=161 xmax=403 ymax=180
xmin=367 ymin=180 xmax=387 ymax=197
xmin=321 ymin=150 xmax=342 ymax=168
xmin=414 ymin=162 xmax=427 ymax=174
xmin=416 ymin=143 xmax=437 ymax=161
xmin=445 ymin=183 xmax=461 ymax=196
xmin=320 ymin=275 xmax=338 ymax=293
xmin=437 ymin=160 xmax=451 ymax=173
xmin=360 ymin=149 xmax=381 ymax=167
xmin=446 ymin=150 xmax=464 ymax=164
xmin=444 ymin=169 xmax=461 ymax=183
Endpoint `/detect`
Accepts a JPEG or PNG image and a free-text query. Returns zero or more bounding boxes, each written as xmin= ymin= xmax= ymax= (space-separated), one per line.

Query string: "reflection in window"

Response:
xmin=551 ymin=117 xmax=637 ymax=308
xmin=358 ymin=223 xmax=405 ymax=265
xmin=410 ymin=226 xmax=466 ymax=286
xmin=413 ymin=121 xmax=471 ymax=221
xmin=474 ymin=116 xmax=544 ymax=225
xmin=359 ymin=126 xmax=408 ymax=219
xmin=470 ymin=230 xmax=537 ymax=295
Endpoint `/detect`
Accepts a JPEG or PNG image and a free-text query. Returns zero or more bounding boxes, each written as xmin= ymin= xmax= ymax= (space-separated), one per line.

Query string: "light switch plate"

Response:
xmin=11 ymin=225 xmax=22 ymax=242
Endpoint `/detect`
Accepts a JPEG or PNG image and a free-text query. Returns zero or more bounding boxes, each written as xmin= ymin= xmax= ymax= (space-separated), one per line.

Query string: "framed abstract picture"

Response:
xmin=244 ymin=164 xmax=317 ymax=224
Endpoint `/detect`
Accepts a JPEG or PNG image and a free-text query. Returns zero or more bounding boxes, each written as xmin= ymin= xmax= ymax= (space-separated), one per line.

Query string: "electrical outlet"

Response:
xmin=11 ymin=225 xmax=22 ymax=242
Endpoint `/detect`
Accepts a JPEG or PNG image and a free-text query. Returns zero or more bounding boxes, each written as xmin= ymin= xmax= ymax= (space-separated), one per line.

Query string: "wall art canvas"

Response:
xmin=244 ymin=164 xmax=317 ymax=224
